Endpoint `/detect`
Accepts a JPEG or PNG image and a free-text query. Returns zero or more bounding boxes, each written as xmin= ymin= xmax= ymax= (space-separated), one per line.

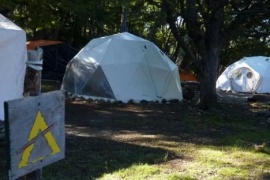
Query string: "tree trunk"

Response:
xmin=120 ymin=4 xmax=129 ymax=32
xmin=197 ymin=54 xmax=219 ymax=110
xmin=196 ymin=3 xmax=225 ymax=110
xmin=160 ymin=0 xmax=227 ymax=110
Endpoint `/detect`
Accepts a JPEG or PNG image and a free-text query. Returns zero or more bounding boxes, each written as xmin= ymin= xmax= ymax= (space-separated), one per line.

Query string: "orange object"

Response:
xmin=27 ymin=40 xmax=62 ymax=50
xmin=180 ymin=71 xmax=197 ymax=82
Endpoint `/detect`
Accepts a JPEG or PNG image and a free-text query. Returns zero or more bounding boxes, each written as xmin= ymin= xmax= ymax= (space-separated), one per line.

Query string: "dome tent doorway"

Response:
xmin=229 ymin=67 xmax=256 ymax=92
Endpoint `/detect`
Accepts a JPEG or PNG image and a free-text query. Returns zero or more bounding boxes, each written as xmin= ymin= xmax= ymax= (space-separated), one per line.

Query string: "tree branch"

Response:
xmin=226 ymin=0 xmax=270 ymax=38
xmin=162 ymin=0 xmax=200 ymax=66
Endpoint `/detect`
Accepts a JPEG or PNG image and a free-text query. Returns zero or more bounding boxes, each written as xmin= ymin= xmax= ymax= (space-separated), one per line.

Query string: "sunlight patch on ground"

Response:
xmin=98 ymin=163 xmax=194 ymax=180
xmin=64 ymin=125 xmax=270 ymax=179
xmin=180 ymin=146 xmax=270 ymax=179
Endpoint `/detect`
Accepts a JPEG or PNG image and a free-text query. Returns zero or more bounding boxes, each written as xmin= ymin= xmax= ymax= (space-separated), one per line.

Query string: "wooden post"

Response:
xmin=18 ymin=48 xmax=43 ymax=180
xmin=23 ymin=48 xmax=43 ymax=97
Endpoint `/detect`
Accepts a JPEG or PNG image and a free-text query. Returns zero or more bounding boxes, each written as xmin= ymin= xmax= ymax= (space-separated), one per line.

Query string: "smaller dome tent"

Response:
xmin=216 ymin=56 xmax=270 ymax=93
xmin=61 ymin=32 xmax=183 ymax=102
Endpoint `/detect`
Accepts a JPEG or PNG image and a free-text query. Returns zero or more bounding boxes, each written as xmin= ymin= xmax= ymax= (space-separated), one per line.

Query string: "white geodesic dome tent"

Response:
xmin=0 ymin=14 xmax=27 ymax=120
xmin=61 ymin=32 xmax=183 ymax=102
xmin=216 ymin=56 xmax=270 ymax=93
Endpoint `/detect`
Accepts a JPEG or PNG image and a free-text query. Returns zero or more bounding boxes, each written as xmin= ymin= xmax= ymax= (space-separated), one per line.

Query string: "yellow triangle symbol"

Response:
xmin=18 ymin=111 xmax=61 ymax=169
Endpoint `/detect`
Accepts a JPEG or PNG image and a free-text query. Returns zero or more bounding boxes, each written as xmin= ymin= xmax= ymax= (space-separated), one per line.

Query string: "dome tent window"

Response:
xmin=234 ymin=71 xmax=242 ymax=79
xmin=246 ymin=72 xmax=253 ymax=79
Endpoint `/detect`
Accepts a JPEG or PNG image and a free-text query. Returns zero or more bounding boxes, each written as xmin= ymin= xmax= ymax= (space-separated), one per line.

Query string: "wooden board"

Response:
xmin=4 ymin=91 xmax=65 ymax=180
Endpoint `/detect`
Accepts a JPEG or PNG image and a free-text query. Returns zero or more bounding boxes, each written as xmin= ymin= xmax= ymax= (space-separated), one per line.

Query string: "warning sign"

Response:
xmin=18 ymin=111 xmax=61 ymax=168
xmin=4 ymin=91 xmax=65 ymax=180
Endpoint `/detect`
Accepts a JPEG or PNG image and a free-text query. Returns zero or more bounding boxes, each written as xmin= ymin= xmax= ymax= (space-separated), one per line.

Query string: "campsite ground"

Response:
xmin=1 ymin=81 xmax=270 ymax=179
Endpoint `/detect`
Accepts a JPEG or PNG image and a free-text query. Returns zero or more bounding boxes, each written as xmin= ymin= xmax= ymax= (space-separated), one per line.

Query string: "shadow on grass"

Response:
xmin=262 ymin=173 xmax=270 ymax=180
xmin=65 ymin=100 xmax=266 ymax=147
xmin=37 ymin=82 xmax=270 ymax=179
xmin=0 ymin=82 xmax=265 ymax=180
xmin=51 ymin=99 xmax=270 ymax=179
xmin=43 ymin=135 xmax=179 ymax=180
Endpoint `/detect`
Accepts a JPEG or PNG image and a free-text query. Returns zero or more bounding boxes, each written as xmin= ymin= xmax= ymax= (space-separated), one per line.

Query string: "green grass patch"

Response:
xmin=99 ymin=164 xmax=160 ymax=180
xmin=41 ymin=80 xmax=61 ymax=92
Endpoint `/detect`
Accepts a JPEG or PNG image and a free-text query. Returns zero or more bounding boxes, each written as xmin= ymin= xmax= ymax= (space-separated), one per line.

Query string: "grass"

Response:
xmin=1 ymin=81 xmax=270 ymax=180
xmin=100 ymin=164 xmax=161 ymax=180
xmin=42 ymin=80 xmax=270 ymax=180
xmin=44 ymin=100 xmax=270 ymax=180
xmin=41 ymin=80 xmax=62 ymax=93
xmin=96 ymin=144 xmax=269 ymax=179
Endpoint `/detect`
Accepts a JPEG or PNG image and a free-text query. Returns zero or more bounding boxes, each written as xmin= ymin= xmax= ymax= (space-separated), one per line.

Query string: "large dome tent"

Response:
xmin=61 ymin=32 xmax=183 ymax=102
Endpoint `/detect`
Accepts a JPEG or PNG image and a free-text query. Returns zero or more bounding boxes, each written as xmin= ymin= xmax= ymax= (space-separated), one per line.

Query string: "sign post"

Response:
xmin=21 ymin=47 xmax=43 ymax=180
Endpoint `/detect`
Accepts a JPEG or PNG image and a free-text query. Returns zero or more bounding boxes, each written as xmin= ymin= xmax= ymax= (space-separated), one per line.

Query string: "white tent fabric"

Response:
xmin=0 ymin=14 xmax=27 ymax=120
xmin=62 ymin=32 xmax=183 ymax=102
xmin=216 ymin=56 xmax=270 ymax=93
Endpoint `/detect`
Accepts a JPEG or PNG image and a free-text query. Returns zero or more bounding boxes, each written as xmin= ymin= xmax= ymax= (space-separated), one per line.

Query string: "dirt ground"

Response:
xmin=1 ymin=81 xmax=270 ymax=179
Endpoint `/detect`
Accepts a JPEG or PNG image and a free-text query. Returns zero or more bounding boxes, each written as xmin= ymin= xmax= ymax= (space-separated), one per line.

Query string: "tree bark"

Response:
xmin=120 ymin=4 xmax=129 ymax=32
xmin=197 ymin=53 xmax=219 ymax=110
xmin=196 ymin=2 xmax=225 ymax=109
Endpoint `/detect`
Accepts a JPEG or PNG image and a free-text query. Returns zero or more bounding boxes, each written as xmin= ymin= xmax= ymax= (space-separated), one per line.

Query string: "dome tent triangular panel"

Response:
xmin=61 ymin=58 xmax=114 ymax=98
xmin=102 ymin=63 xmax=156 ymax=102
xmin=62 ymin=32 xmax=183 ymax=102
xmin=101 ymin=39 xmax=146 ymax=65
xmin=216 ymin=56 xmax=270 ymax=93
xmin=80 ymin=66 xmax=115 ymax=98
xmin=0 ymin=14 xmax=27 ymax=120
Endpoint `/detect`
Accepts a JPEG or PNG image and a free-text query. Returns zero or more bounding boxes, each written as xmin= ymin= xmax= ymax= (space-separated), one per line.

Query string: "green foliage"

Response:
xmin=1 ymin=0 xmax=269 ymax=68
xmin=221 ymin=37 xmax=270 ymax=70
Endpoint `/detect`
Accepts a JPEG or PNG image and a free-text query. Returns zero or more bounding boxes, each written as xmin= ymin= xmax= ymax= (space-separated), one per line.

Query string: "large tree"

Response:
xmin=147 ymin=0 xmax=270 ymax=110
